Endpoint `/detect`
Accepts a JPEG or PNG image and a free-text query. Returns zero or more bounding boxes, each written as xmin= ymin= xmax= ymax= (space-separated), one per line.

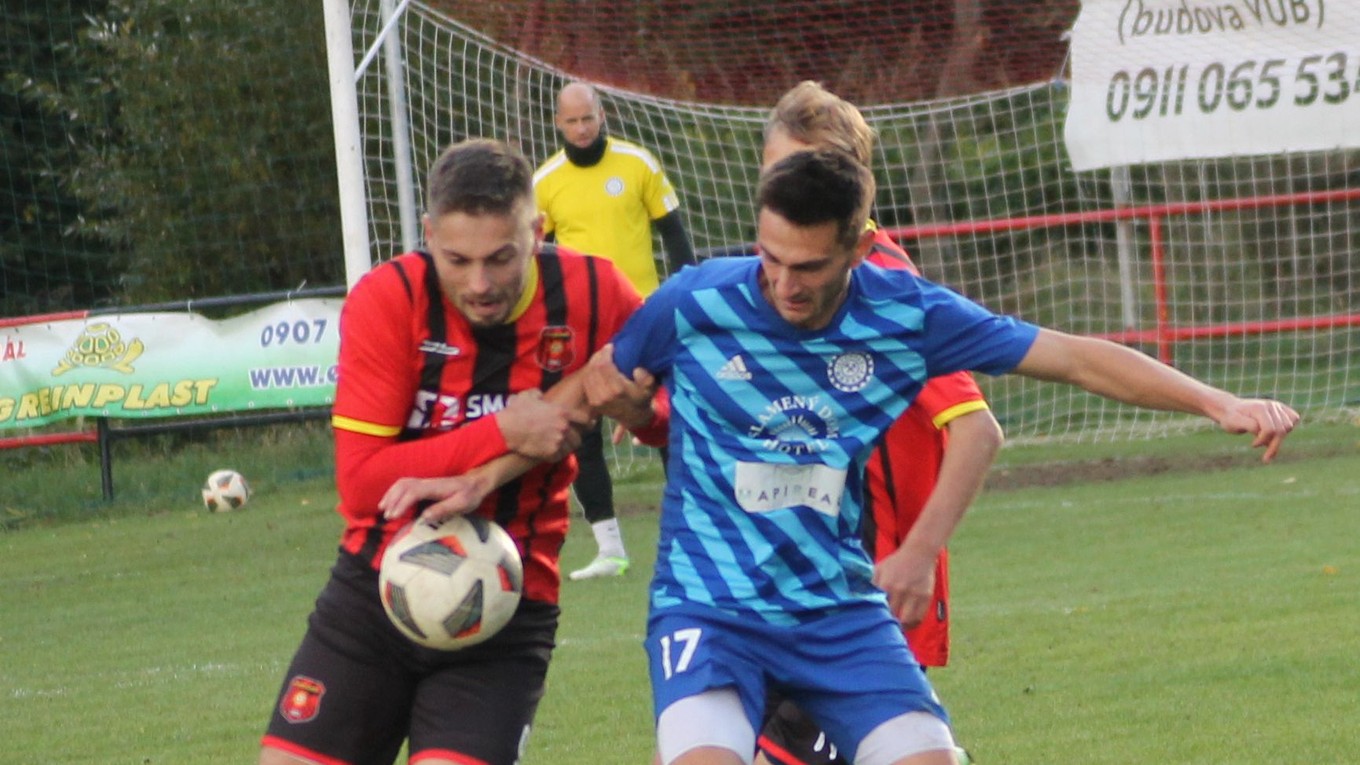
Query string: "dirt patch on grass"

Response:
xmin=983 ymin=446 xmax=1331 ymax=492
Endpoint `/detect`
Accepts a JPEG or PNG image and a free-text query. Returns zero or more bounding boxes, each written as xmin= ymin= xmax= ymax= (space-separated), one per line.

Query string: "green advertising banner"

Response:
xmin=0 ymin=299 xmax=342 ymax=430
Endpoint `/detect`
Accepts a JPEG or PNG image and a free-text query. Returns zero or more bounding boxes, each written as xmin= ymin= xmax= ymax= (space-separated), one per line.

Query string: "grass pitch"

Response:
xmin=1 ymin=421 xmax=1356 ymax=764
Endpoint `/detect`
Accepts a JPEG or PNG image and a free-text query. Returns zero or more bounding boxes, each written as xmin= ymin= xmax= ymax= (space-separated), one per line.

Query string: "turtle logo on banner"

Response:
xmin=52 ymin=322 xmax=144 ymax=376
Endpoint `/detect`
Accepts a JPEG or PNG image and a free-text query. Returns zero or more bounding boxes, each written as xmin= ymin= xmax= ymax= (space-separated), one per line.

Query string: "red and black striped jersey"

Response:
xmin=330 ymin=246 xmax=642 ymax=605
xmin=861 ymin=227 xmax=988 ymax=667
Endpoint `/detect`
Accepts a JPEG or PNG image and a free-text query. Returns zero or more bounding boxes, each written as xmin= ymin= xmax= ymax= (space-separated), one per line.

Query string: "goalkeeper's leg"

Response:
xmin=569 ymin=420 xmax=629 ymax=580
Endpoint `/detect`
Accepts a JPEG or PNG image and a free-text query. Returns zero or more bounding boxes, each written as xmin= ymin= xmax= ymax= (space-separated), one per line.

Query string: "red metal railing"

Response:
xmin=887 ymin=187 xmax=1360 ymax=365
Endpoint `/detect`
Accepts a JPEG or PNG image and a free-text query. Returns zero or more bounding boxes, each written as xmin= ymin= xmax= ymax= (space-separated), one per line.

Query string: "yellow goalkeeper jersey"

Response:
xmin=533 ymin=137 xmax=681 ymax=296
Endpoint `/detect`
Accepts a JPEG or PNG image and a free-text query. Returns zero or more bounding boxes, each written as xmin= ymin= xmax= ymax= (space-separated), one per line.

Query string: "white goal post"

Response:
xmin=326 ymin=1 xmax=1359 ymax=446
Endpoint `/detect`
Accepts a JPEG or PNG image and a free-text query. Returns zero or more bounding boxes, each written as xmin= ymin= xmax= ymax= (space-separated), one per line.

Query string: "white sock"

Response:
xmin=591 ymin=518 xmax=626 ymax=559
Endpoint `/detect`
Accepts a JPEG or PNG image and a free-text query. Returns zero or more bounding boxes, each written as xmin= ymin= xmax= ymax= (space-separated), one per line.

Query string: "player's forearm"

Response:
xmin=895 ymin=409 xmax=1003 ymax=558
xmin=461 ymin=451 xmax=539 ymax=495
xmin=1018 ymin=329 xmax=1235 ymax=419
xmin=334 ymin=418 xmax=509 ymax=516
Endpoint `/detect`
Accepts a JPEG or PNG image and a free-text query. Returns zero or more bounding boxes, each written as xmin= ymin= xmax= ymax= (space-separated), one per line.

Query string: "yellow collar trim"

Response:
xmin=507 ymin=255 xmax=539 ymax=323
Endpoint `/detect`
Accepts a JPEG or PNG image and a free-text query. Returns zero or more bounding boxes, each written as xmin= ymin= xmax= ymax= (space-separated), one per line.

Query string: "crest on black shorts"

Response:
xmin=536 ymin=326 xmax=576 ymax=372
xmin=279 ymin=675 xmax=325 ymax=724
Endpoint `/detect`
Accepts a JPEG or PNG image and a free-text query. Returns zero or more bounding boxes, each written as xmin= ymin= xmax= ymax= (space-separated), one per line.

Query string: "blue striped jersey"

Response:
xmin=611 ymin=256 xmax=1038 ymax=625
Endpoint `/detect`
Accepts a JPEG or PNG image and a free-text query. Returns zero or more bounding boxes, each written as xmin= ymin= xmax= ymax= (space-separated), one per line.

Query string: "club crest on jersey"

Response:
xmin=279 ymin=675 xmax=325 ymax=724
xmin=827 ymin=352 xmax=873 ymax=392
xmin=536 ymin=326 xmax=576 ymax=372
xmin=605 ymin=177 xmax=625 ymax=196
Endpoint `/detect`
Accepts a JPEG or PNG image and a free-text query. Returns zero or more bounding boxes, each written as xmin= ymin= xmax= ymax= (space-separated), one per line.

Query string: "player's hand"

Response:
xmin=495 ymin=389 xmax=590 ymax=462
xmin=583 ymin=344 xmax=657 ymax=428
xmin=379 ymin=474 xmax=490 ymax=522
xmin=1214 ymin=397 xmax=1300 ymax=463
xmin=872 ymin=545 xmax=937 ymax=629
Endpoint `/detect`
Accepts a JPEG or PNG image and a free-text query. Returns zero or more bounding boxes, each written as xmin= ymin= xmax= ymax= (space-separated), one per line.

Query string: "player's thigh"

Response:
xmin=657 ymin=687 xmax=756 ymax=765
xmin=646 ymin=609 xmax=765 ymax=724
xmin=409 ymin=602 xmax=557 ymax=764
xmin=783 ymin=606 xmax=948 ymax=764
xmin=262 ymin=624 xmax=411 ymax=765
xmin=648 ymin=611 xmax=767 ymax=764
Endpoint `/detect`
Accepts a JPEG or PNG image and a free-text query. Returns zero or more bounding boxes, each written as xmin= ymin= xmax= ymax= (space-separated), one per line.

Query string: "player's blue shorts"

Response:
xmin=645 ymin=600 xmax=947 ymax=763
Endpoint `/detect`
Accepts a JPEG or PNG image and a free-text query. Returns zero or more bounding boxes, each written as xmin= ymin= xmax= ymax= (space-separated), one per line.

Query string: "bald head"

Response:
xmin=555 ymin=82 xmax=605 ymax=149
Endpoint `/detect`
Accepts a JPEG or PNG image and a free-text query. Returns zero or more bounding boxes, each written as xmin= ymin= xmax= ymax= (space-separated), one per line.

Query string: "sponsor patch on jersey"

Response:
xmin=827 ymin=351 xmax=873 ymax=392
xmin=279 ymin=675 xmax=325 ymax=724
xmin=733 ymin=461 xmax=846 ymax=516
xmin=407 ymin=390 xmax=460 ymax=430
xmin=536 ymin=326 xmax=576 ymax=372
xmin=604 ymin=177 xmax=625 ymax=196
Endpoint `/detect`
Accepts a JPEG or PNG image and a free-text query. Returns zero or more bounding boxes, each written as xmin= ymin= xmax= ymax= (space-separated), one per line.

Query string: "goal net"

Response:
xmin=341 ymin=0 xmax=1359 ymax=447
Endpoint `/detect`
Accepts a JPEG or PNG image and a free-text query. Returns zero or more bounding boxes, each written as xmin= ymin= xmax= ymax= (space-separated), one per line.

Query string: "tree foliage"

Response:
xmin=1 ymin=0 xmax=116 ymax=316
xmin=4 ymin=1 xmax=342 ymax=314
xmin=66 ymin=0 xmax=342 ymax=305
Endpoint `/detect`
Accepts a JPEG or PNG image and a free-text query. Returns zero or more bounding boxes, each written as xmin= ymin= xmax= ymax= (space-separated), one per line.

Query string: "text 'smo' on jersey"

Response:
xmin=331 ymin=247 xmax=641 ymax=605
xmin=534 ymin=136 xmax=681 ymax=296
xmin=609 ymin=257 xmax=1038 ymax=624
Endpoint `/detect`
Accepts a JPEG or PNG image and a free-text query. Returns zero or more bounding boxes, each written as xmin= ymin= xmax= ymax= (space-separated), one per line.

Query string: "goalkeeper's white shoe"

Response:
xmin=569 ymin=555 xmax=630 ymax=580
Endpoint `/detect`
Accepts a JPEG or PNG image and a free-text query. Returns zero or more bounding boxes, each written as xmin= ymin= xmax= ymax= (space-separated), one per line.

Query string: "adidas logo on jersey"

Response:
xmin=715 ymin=354 xmax=752 ymax=381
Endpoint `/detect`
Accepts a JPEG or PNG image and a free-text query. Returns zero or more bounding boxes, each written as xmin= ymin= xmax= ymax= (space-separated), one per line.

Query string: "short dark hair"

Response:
xmin=757 ymin=149 xmax=874 ymax=250
xmin=426 ymin=139 xmax=533 ymax=218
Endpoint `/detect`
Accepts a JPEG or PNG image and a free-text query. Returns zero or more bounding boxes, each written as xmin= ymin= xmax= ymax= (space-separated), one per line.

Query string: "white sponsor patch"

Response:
xmin=733 ymin=461 xmax=846 ymax=517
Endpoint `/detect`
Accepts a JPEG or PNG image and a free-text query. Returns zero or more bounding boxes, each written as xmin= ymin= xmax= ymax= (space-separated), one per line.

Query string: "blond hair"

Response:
xmin=764 ymin=81 xmax=875 ymax=166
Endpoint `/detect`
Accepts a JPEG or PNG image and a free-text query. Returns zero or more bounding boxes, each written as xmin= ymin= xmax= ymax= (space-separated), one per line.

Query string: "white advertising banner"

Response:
xmin=1064 ymin=0 xmax=1360 ymax=170
xmin=0 ymin=299 xmax=342 ymax=430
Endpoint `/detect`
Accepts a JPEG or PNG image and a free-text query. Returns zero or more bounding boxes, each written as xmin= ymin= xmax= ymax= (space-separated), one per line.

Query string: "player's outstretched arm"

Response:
xmin=873 ymin=408 xmax=1003 ymax=626
xmin=380 ymin=354 xmax=663 ymax=524
xmin=1013 ymin=328 xmax=1299 ymax=462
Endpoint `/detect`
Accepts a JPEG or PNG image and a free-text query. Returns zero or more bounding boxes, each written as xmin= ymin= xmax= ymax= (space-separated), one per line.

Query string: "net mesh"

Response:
xmin=350 ymin=1 xmax=1359 ymax=445
xmin=0 ymin=1 xmax=342 ymax=315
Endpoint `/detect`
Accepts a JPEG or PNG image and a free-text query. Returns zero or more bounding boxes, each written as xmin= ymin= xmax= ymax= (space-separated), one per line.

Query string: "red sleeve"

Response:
xmin=333 ymin=419 xmax=508 ymax=518
xmin=587 ymin=256 xmax=669 ymax=444
xmin=331 ymin=262 xmax=416 ymax=431
xmin=330 ymin=260 xmax=509 ymax=522
xmin=595 ymin=254 xmax=645 ymax=345
xmin=912 ymin=371 xmax=988 ymax=430
xmin=628 ymin=388 xmax=670 ymax=447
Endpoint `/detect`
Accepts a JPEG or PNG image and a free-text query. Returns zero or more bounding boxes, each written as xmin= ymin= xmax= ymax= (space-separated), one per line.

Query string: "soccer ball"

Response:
xmin=379 ymin=515 xmax=524 ymax=651
xmin=201 ymin=469 xmax=251 ymax=512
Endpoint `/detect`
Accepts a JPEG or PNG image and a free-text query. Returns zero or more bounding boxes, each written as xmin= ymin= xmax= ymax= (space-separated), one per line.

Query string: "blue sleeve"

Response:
xmin=916 ymin=282 xmax=1040 ymax=377
xmin=611 ymin=268 xmax=689 ymax=378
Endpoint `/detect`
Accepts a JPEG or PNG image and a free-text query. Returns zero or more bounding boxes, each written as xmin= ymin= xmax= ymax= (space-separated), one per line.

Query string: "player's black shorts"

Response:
xmin=262 ymin=551 xmax=558 ymax=765
xmin=757 ymin=691 xmax=843 ymax=765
